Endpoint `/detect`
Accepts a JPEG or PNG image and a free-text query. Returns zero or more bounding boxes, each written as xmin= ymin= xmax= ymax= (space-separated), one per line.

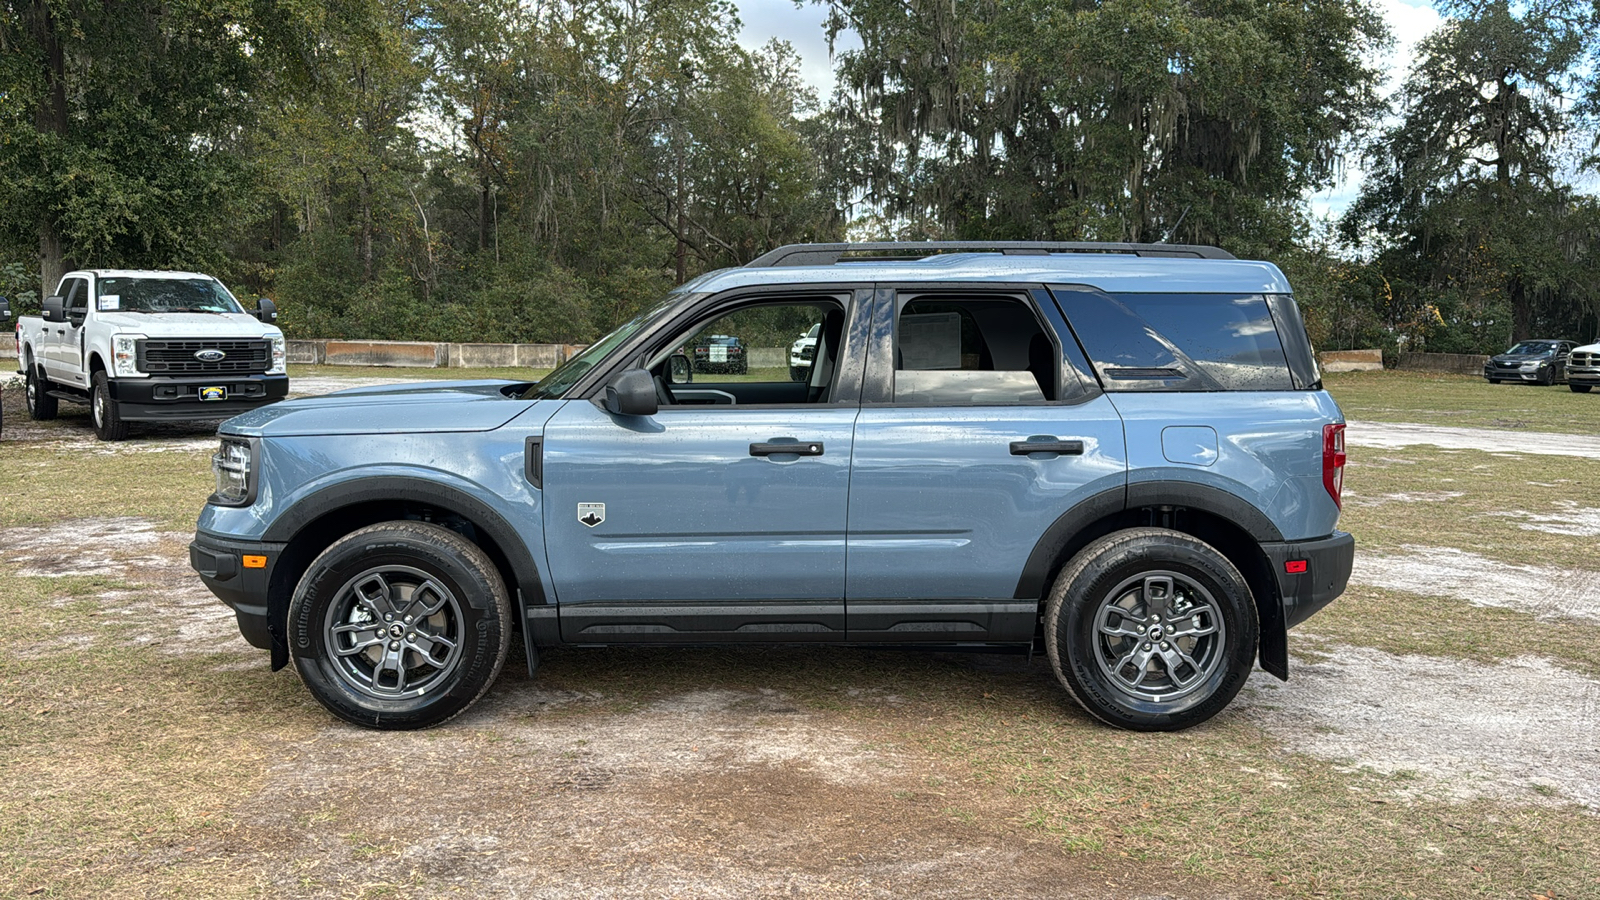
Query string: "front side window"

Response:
xmin=650 ymin=299 xmax=845 ymax=406
xmin=892 ymin=295 xmax=1057 ymax=405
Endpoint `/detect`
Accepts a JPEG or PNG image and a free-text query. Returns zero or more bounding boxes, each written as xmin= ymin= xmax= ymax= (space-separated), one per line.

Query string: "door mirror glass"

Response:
xmin=667 ymin=353 xmax=693 ymax=385
xmin=42 ymin=295 xmax=65 ymax=323
xmin=257 ymin=297 xmax=278 ymax=323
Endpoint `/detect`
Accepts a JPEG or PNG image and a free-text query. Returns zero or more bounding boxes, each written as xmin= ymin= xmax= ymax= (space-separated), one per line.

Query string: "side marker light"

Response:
xmin=243 ymin=555 xmax=268 ymax=569
xmin=1284 ymin=560 xmax=1308 ymax=574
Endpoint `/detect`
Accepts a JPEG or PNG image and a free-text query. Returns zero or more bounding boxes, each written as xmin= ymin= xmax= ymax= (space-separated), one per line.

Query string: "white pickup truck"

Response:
xmin=14 ymin=270 xmax=288 ymax=440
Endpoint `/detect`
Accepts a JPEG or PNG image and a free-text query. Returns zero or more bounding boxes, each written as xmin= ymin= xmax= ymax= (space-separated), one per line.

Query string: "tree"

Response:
xmin=813 ymin=0 xmax=1388 ymax=251
xmin=0 ymin=1 xmax=259 ymax=294
xmin=1344 ymin=0 xmax=1600 ymax=346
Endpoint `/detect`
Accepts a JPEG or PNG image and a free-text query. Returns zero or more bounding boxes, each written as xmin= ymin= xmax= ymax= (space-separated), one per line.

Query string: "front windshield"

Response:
xmin=97 ymin=277 xmax=245 ymax=314
xmin=523 ymin=293 xmax=682 ymax=400
xmin=1506 ymin=341 xmax=1555 ymax=355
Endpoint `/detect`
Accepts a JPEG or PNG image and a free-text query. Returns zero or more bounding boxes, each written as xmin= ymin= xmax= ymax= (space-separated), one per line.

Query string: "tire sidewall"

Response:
xmin=1050 ymin=531 xmax=1257 ymax=731
xmin=289 ymin=524 xmax=510 ymax=729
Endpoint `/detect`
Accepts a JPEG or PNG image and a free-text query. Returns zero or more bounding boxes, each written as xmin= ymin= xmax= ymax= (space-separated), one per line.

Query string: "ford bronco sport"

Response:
xmin=191 ymin=242 xmax=1354 ymax=732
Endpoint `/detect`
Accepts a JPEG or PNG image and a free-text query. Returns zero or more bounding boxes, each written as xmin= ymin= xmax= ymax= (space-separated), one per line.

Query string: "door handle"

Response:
xmin=1010 ymin=438 xmax=1084 ymax=456
xmin=750 ymin=441 xmax=824 ymax=457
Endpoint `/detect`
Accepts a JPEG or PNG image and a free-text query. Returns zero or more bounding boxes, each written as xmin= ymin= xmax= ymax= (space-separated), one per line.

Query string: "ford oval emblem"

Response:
xmin=195 ymin=349 xmax=227 ymax=362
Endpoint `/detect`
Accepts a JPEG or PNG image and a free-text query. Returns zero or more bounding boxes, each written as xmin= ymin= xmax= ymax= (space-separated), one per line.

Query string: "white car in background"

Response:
xmin=789 ymin=322 xmax=819 ymax=381
xmin=1567 ymin=341 xmax=1600 ymax=393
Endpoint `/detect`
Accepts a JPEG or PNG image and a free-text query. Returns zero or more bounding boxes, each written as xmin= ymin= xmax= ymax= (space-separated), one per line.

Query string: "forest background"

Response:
xmin=4 ymin=0 xmax=1600 ymax=355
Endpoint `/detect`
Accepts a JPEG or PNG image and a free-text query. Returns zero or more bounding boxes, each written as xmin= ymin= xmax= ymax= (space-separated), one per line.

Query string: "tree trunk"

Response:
xmin=38 ymin=221 xmax=64 ymax=298
xmin=359 ymin=172 xmax=375 ymax=282
xmin=31 ymin=0 xmax=68 ymax=297
xmin=1510 ymin=272 xmax=1530 ymax=342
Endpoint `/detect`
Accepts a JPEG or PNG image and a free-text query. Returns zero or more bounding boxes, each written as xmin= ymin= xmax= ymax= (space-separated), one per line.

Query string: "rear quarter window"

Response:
xmin=1051 ymin=287 xmax=1297 ymax=391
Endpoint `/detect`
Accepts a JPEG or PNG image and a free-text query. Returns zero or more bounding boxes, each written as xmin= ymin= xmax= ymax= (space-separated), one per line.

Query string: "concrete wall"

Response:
xmin=1396 ymin=352 xmax=1488 ymax=375
xmin=1319 ymin=349 xmax=1383 ymax=372
xmin=287 ymin=339 xmax=587 ymax=369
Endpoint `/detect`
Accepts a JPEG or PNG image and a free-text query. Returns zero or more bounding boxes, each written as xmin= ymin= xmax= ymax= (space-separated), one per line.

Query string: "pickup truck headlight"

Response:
xmin=267 ymin=335 xmax=286 ymax=375
xmin=112 ymin=334 xmax=146 ymax=377
xmin=211 ymin=437 xmax=257 ymax=506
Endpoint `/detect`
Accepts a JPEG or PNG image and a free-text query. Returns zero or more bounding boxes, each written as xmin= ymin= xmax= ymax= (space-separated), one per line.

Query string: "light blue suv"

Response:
xmin=191 ymin=242 xmax=1353 ymax=732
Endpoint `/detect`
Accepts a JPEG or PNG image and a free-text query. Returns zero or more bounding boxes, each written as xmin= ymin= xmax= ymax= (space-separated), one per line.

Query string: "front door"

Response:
xmin=43 ymin=276 xmax=89 ymax=385
xmin=541 ymin=292 xmax=868 ymax=642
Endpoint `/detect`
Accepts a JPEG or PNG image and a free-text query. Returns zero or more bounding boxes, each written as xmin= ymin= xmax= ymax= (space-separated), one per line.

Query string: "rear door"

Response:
xmin=844 ymin=286 xmax=1128 ymax=643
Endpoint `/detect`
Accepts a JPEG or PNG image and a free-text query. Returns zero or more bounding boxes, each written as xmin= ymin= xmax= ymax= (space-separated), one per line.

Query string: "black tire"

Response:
xmin=1572 ymin=384 xmax=1592 ymax=393
xmin=1537 ymin=368 xmax=1553 ymax=386
xmin=789 ymin=365 xmax=808 ymax=382
xmin=90 ymin=370 xmax=129 ymax=441
xmin=287 ymin=521 xmax=511 ymax=729
xmin=26 ymin=362 xmax=58 ymax=420
xmin=1044 ymin=528 xmax=1258 ymax=731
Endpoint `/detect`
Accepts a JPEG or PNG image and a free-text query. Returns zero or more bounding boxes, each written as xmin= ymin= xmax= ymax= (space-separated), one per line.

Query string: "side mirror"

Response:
xmin=667 ymin=353 xmax=693 ymax=385
xmin=257 ymin=297 xmax=278 ymax=323
xmin=42 ymin=295 xmax=65 ymax=323
xmin=0 ymin=297 xmax=9 ymax=320
xmin=603 ymin=368 xmax=658 ymax=417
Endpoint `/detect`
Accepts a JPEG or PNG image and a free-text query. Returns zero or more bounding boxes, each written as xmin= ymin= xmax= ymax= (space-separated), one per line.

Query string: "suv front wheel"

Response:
xmin=1045 ymin=529 xmax=1258 ymax=731
xmin=287 ymin=521 xmax=512 ymax=729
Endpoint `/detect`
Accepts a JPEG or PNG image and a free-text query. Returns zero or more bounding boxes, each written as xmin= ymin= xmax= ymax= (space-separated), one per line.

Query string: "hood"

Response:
xmin=98 ymin=311 xmax=280 ymax=338
xmin=1490 ymin=351 xmax=1553 ymax=363
xmin=220 ymin=380 xmax=540 ymax=436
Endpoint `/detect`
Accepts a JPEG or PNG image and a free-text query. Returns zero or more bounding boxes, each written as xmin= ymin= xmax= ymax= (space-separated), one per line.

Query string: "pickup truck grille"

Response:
xmin=1572 ymin=351 xmax=1597 ymax=367
xmin=137 ymin=339 xmax=270 ymax=375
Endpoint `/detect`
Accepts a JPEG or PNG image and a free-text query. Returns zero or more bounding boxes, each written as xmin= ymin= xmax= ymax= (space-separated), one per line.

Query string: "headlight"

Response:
xmin=211 ymin=437 xmax=256 ymax=506
xmin=267 ymin=335 xmax=287 ymax=375
xmin=112 ymin=334 xmax=146 ymax=377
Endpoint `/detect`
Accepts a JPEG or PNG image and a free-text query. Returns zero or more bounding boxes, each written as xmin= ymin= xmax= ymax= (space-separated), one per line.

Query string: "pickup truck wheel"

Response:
xmin=287 ymin=522 xmax=511 ymax=730
xmin=91 ymin=371 xmax=129 ymax=441
xmin=26 ymin=364 xmax=58 ymax=420
xmin=1044 ymin=528 xmax=1258 ymax=731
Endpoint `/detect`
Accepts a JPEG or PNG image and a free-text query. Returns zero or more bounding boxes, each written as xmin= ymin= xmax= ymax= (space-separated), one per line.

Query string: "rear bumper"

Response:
xmin=111 ymin=374 xmax=288 ymax=420
xmin=1261 ymin=531 xmax=1355 ymax=629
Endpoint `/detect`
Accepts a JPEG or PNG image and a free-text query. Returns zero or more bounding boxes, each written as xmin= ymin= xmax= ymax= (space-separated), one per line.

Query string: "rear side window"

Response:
xmin=1051 ymin=287 xmax=1296 ymax=391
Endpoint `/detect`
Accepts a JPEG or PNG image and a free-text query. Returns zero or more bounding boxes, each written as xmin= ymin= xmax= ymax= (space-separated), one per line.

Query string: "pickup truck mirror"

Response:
xmin=603 ymin=368 xmax=658 ymax=417
xmin=0 ymin=297 xmax=9 ymax=320
xmin=42 ymin=295 xmax=65 ymax=323
xmin=256 ymin=297 xmax=278 ymax=324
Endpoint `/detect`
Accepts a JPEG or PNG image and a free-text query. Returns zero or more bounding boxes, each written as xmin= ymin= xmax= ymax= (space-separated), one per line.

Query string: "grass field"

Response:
xmin=1324 ymin=368 xmax=1600 ymax=433
xmin=2 ymin=371 xmax=1597 ymax=898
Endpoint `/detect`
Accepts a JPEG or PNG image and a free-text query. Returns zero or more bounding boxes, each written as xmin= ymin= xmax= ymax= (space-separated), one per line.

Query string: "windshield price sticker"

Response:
xmin=98 ymin=295 xmax=120 ymax=311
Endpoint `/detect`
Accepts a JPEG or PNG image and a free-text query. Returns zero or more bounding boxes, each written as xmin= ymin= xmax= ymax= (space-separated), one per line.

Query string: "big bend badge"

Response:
xmin=577 ymin=502 xmax=605 ymax=528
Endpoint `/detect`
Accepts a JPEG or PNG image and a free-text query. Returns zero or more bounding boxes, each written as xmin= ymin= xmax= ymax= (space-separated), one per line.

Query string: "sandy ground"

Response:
xmin=1347 ymin=420 xmax=1600 ymax=458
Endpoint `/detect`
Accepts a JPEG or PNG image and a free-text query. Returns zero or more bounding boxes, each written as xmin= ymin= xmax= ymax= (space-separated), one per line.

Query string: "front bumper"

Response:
xmin=1484 ymin=364 xmax=1549 ymax=382
xmin=1567 ymin=367 xmax=1600 ymax=387
xmin=112 ymin=374 xmax=288 ymax=420
xmin=190 ymin=530 xmax=286 ymax=660
xmin=1261 ymin=531 xmax=1355 ymax=629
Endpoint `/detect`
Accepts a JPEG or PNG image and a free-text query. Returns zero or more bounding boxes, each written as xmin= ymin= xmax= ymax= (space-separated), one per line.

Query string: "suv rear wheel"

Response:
xmin=1045 ymin=528 xmax=1258 ymax=731
xmin=287 ymin=521 xmax=512 ymax=729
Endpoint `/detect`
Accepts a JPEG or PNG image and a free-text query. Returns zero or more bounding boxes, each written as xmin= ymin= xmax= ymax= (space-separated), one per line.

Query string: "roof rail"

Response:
xmin=744 ymin=241 xmax=1236 ymax=268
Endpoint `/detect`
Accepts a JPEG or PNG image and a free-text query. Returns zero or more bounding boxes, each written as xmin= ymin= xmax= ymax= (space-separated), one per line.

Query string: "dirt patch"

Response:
xmin=0 ymin=517 xmax=249 ymax=657
xmin=1342 ymin=489 xmax=1463 ymax=508
xmin=219 ymin=683 xmax=1233 ymax=899
xmin=1242 ymin=646 xmax=1600 ymax=811
xmin=1351 ymin=545 xmax=1600 ymax=622
xmin=1349 ymin=421 xmax=1600 ymax=458
xmin=1491 ymin=501 xmax=1600 ymax=537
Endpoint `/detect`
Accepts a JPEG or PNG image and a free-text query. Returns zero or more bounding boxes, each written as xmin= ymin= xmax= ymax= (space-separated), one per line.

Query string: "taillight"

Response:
xmin=1322 ymin=423 xmax=1347 ymax=509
